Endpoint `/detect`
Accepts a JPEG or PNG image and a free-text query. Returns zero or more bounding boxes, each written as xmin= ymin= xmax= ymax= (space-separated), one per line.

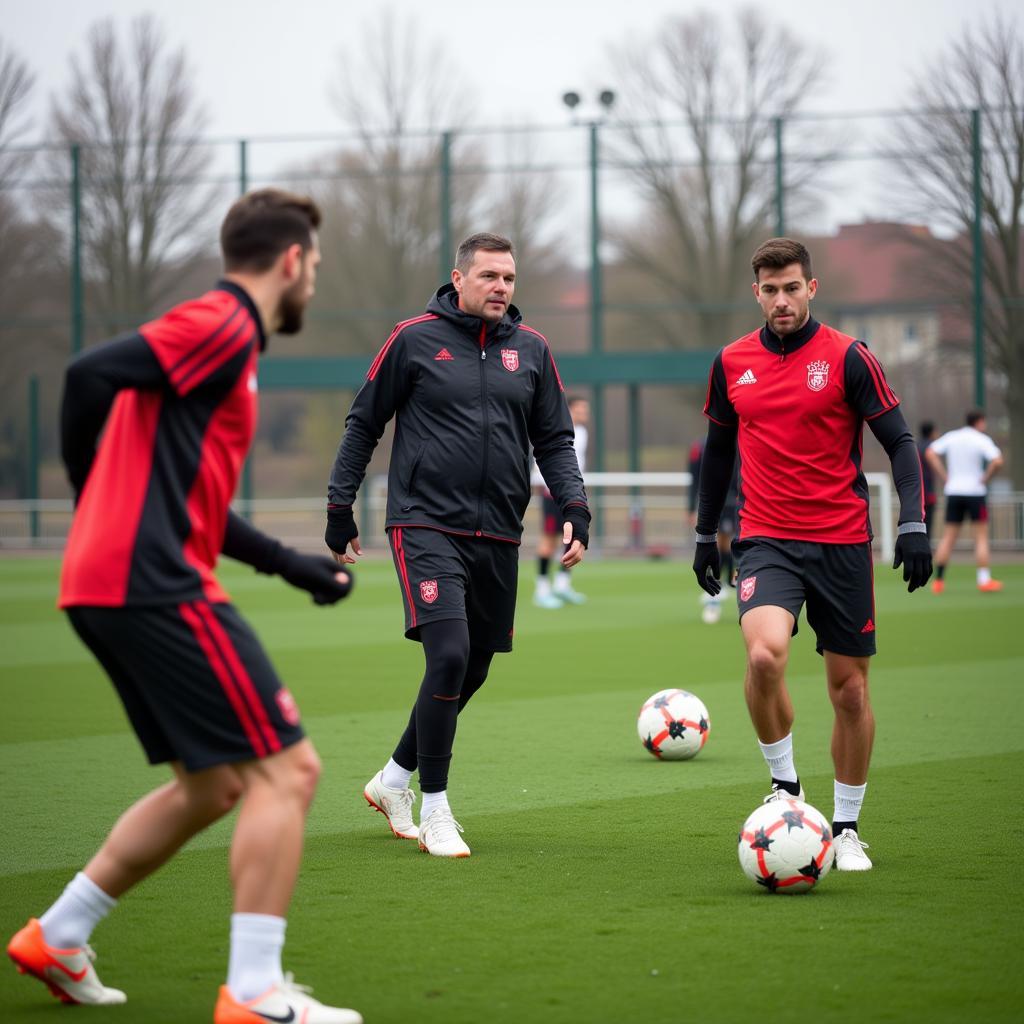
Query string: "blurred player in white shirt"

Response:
xmin=926 ymin=411 xmax=1005 ymax=593
xmin=534 ymin=396 xmax=589 ymax=607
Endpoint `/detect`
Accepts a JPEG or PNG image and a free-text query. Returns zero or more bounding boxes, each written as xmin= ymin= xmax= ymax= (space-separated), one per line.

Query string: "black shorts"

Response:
xmin=388 ymin=527 xmax=518 ymax=652
xmin=945 ymin=495 xmax=988 ymax=524
xmin=67 ymin=602 xmax=305 ymax=772
xmin=541 ymin=493 xmax=560 ymax=535
xmin=732 ymin=538 xmax=877 ymax=658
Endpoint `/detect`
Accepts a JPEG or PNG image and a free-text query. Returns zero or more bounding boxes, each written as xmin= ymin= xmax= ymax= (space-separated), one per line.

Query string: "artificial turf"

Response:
xmin=1 ymin=556 xmax=1021 ymax=1023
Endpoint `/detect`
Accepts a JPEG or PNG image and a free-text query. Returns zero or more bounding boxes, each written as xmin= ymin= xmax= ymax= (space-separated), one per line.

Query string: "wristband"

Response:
xmin=897 ymin=522 xmax=927 ymax=535
xmin=695 ymin=532 xmax=718 ymax=544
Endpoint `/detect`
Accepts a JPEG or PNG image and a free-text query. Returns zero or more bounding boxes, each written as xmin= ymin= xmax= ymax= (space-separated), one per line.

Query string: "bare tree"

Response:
xmin=605 ymin=8 xmax=828 ymax=349
xmin=48 ymin=16 xmax=213 ymax=330
xmin=892 ymin=13 xmax=1024 ymax=486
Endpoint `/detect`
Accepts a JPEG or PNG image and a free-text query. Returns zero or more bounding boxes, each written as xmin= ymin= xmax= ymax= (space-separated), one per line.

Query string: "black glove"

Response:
xmin=563 ymin=505 xmax=591 ymax=549
xmin=325 ymin=505 xmax=358 ymax=556
xmin=276 ymin=548 xmax=355 ymax=605
xmin=693 ymin=541 xmax=722 ymax=596
xmin=893 ymin=530 xmax=932 ymax=592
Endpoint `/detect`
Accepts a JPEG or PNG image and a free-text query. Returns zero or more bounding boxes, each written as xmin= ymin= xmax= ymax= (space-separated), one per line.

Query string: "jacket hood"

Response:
xmin=428 ymin=283 xmax=522 ymax=339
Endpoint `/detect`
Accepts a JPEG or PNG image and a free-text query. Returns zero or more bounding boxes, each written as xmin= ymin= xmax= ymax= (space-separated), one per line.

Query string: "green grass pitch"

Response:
xmin=1 ymin=556 xmax=1022 ymax=1023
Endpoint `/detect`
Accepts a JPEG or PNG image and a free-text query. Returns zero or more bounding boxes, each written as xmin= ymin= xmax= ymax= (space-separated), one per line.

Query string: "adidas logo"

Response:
xmin=735 ymin=369 xmax=757 ymax=385
xmin=434 ymin=348 xmax=454 ymax=361
xmin=861 ymin=618 xmax=875 ymax=633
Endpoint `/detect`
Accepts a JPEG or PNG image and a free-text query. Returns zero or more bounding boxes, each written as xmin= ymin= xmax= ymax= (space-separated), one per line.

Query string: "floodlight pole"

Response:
xmin=971 ymin=108 xmax=985 ymax=408
xmin=774 ymin=116 xmax=785 ymax=237
xmin=70 ymin=144 xmax=84 ymax=356
xmin=439 ymin=131 xmax=453 ymax=284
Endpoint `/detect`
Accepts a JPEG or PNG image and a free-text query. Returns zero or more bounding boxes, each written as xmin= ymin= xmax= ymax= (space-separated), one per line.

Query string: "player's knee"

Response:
xmin=290 ymin=746 xmax=322 ymax=808
xmin=427 ymin=645 xmax=471 ymax=694
xmin=747 ymin=642 xmax=786 ymax=681
xmin=830 ymin=674 xmax=869 ymax=716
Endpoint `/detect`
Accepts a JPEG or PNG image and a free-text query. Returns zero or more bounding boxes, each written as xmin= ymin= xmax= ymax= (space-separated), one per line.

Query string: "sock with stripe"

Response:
xmin=227 ymin=913 xmax=286 ymax=1002
xmin=757 ymin=733 xmax=799 ymax=787
xmin=833 ymin=780 xmax=867 ymax=833
xmin=39 ymin=872 xmax=117 ymax=949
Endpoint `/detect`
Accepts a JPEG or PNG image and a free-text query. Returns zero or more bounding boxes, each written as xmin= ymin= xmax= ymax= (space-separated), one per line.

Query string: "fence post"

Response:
xmin=774 ymin=116 xmax=785 ymax=237
xmin=628 ymin=384 xmax=642 ymax=550
xmin=971 ymin=108 xmax=985 ymax=408
xmin=439 ymin=131 xmax=452 ymax=283
xmin=70 ymin=144 xmax=84 ymax=355
xmin=238 ymin=138 xmax=254 ymax=519
xmin=589 ymin=123 xmax=605 ymax=546
xmin=28 ymin=376 xmax=40 ymax=543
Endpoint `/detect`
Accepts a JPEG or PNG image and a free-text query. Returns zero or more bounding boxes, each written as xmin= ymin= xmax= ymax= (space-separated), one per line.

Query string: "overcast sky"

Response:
xmin=3 ymin=0 xmax=1022 ymax=142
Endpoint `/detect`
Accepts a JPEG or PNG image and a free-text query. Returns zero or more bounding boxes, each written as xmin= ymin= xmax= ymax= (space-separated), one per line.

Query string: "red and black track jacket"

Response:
xmin=328 ymin=284 xmax=588 ymax=544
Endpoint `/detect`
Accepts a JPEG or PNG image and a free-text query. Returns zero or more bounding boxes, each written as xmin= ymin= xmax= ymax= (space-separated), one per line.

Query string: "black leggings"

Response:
xmin=391 ymin=619 xmax=495 ymax=793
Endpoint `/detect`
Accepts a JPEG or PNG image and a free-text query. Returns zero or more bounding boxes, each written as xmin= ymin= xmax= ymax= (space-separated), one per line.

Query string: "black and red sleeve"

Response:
xmin=702 ymin=350 xmax=738 ymax=427
xmin=844 ymin=341 xmax=900 ymax=420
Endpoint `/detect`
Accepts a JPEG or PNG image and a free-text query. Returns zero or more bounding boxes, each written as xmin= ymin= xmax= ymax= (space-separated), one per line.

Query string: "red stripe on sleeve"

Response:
xmin=860 ymin=345 xmax=900 ymax=406
xmin=853 ymin=344 xmax=897 ymax=411
xmin=367 ymin=314 xmax=438 ymax=381
xmin=521 ymin=327 xmax=565 ymax=392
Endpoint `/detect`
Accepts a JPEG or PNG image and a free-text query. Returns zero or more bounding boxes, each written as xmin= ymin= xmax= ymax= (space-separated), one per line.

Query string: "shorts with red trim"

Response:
xmin=388 ymin=526 xmax=518 ymax=652
xmin=66 ymin=602 xmax=304 ymax=771
xmin=732 ymin=538 xmax=877 ymax=658
xmin=541 ymin=493 xmax=560 ymax=536
xmin=944 ymin=494 xmax=988 ymax=524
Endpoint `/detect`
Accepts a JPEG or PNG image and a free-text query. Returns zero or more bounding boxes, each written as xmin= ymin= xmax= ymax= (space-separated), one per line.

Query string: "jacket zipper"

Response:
xmin=475 ymin=323 xmax=490 ymax=536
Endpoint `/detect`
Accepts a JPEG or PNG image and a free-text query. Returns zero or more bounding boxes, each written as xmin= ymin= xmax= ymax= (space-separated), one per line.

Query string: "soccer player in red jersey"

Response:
xmin=7 ymin=191 xmax=362 ymax=1023
xmin=692 ymin=237 xmax=932 ymax=872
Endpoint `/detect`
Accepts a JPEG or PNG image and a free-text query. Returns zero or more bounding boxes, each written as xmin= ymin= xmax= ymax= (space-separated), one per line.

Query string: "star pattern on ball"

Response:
xmin=798 ymin=859 xmax=822 ymax=881
xmin=782 ymin=809 xmax=806 ymax=832
xmin=667 ymin=719 xmax=688 ymax=739
xmin=755 ymin=872 xmax=780 ymax=892
xmin=750 ymin=827 xmax=773 ymax=851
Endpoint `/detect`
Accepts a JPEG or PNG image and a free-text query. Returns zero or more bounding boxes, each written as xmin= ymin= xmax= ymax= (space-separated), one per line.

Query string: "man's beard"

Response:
xmin=278 ymin=281 xmax=307 ymax=335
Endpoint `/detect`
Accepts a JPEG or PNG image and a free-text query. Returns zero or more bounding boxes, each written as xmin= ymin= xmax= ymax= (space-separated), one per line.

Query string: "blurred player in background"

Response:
xmin=534 ymin=395 xmax=590 ymax=608
xmin=6 ymin=191 xmax=362 ymax=1024
xmin=326 ymin=233 xmax=589 ymax=858
xmin=926 ymin=411 xmax=1004 ymax=593
xmin=693 ymin=237 xmax=931 ymax=873
xmin=917 ymin=420 xmax=938 ymax=540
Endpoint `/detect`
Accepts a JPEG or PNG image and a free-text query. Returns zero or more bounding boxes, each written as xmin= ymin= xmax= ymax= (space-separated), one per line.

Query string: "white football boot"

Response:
xmin=763 ymin=782 xmax=805 ymax=803
xmin=7 ymin=918 xmax=126 ymax=1005
xmin=418 ymin=807 xmax=471 ymax=858
xmin=552 ymin=581 xmax=587 ymax=605
xmin=834 ymin=828 xmax=873 ymax=871
xmin=363 ymin=770 xmax=418 ymax=840
xmin=214 ymin=973 xmax=362 ymax=1024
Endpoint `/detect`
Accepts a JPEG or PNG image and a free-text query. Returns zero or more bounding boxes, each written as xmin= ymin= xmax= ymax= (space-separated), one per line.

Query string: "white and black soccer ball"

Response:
xmin=737 ymin=798 xmax=835 ymax=894
xmin=637 ymin=688 xmax=710 ymax=760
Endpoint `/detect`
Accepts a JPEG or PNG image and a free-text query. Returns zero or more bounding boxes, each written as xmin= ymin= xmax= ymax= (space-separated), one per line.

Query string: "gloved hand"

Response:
xmin=325 ymin=505 xmax=359 ymax=560
xmin=893 ymin=530 xmax=932 ymax=592
xmin=276 ymin=548 xmax=354 ymax=605
xmin=562 ymin=505 xmax=591 ymax=550
xmin=692 ymin=541 xmax=722 ymax=596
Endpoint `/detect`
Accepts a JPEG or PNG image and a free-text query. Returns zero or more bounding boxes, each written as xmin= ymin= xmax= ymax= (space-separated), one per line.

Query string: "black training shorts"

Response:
xmin=541 ymin=493 xmax=560 ymax=535
xmin=66 ymin=601 xmax=305 ymax=772
xmin=388 ymin=527 xmax=518 ymax=652
xmin=732 ymin=538 xmax=877 ymax=658
xmin=944 ymin=494 xmax=988 ymax=524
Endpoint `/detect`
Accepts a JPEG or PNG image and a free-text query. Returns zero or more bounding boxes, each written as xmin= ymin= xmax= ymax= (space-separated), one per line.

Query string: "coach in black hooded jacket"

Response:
xmin=325 ymin=232 xmax=589 ymax=857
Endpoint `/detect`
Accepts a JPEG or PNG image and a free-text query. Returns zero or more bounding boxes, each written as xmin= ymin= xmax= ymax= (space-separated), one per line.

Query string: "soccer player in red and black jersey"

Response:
xmin=692 ymin=237 xmax=932 ymax=873
xmin=7 ymin=191 xmax=362 ymax=1024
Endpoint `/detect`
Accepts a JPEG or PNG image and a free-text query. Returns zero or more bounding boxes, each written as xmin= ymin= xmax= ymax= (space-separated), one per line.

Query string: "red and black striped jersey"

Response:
xmin=703 ymin=318 xmax=899 ymax=544
xmin=59 ymin=282 xmax=264 ymax=608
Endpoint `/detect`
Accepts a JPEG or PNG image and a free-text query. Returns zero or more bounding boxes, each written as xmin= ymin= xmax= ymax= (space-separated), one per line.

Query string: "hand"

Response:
xmin=561 ymin=507 xmax=590 ymax=568
xmin=325 ymin=506 xmax=361 ymax=564
xmin=893 ymin=531 xmax=932 ymax=592
xmin=692 ymin=541 xmax=721 ymax=596
xmin=276 ymin=549 xmax=355 ymax=605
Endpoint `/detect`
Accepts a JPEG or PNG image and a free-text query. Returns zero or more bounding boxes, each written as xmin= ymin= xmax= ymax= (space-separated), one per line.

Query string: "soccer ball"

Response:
xmin=637 ymin=688 xmax=710 ymax=760
xmin=737 ymin=798 xmax=835 ymax=894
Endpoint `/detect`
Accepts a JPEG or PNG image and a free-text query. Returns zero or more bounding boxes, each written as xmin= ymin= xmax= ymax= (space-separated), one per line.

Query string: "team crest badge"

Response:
xmin=501 ymin=349 xmax=520 ymax=372
xmin=419 ymin=579 xmax=439 ymax=604
xmin=275 ymin=688 xmax=301 ymax=726
xmin=806 ymin=360 xmax=830 ymax=392
xmin=740 ymin=576 xmax=757 ymax=602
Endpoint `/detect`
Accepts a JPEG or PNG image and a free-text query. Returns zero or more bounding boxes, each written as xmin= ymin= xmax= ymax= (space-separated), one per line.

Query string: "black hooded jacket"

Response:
xmin=328 ymin=284 xmax=588 ymax=543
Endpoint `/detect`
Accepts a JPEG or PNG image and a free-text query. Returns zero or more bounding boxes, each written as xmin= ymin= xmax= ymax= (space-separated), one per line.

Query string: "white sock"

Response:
xmin=758 ymin=733 xmax=798 ymax=784
xmin=978 ymin=567 xmax=991 ymax=585
xmin=420 ymin=790 xmax=450 ymax=820
xmin=536 ymin=577 xmax=552 ymax=597
xmin=39 ymin=872 xmax=117 ymax=949
xmin=553 ymin=570 xmax=571 ymax=592
xmin=381 ymin=757 xmax=413 ymax=791
xmin=833 ymin=781 xmax=867 ymax=827
xmin=227 ymin=913 xmax=286 ymax=1002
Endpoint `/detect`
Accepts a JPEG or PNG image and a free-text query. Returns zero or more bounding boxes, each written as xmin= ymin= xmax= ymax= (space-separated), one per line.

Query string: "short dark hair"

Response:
xmin=751 ymin=237 xmax=813 ymax=281
xmin=966 ymin=410 xmax=986 ymax=427
xmin=455 ymin=232 xmax=515 ymax=273
xmin=919 ymin=420 xmax=935 ymax=437
xmin=221 ymin=189 xmax=321 ymax=272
